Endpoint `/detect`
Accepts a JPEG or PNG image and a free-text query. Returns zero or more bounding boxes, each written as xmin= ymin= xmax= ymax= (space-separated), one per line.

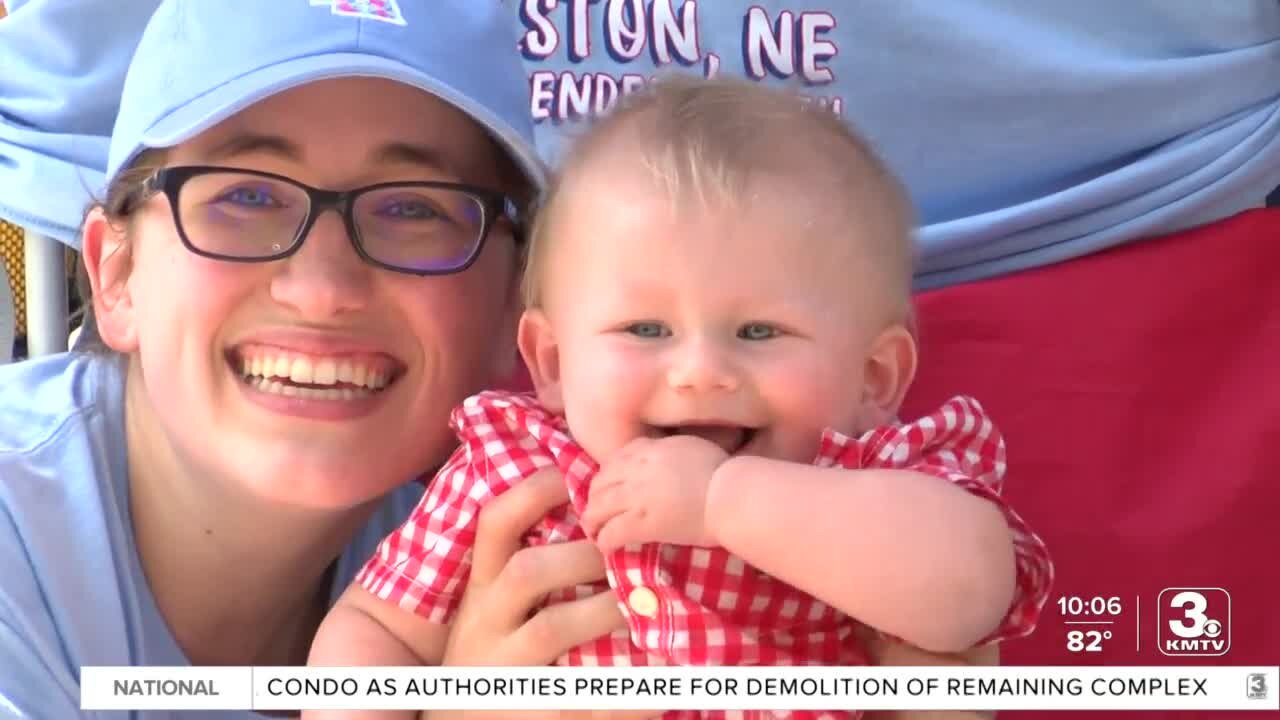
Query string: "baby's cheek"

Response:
xmin=561 ymin=344 xmax=653 ymax=459
xmin=564 ymin=339 xmax=642 ymax=399
xmin=759 ymin=356 xmax=862 ymax=432
xmin=605 ymin=347 xmax=663 ymax=414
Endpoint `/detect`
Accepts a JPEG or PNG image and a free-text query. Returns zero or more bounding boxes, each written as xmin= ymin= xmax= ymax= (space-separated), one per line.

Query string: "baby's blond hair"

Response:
xmin=523 ymin=74 xmax=916 ymax=313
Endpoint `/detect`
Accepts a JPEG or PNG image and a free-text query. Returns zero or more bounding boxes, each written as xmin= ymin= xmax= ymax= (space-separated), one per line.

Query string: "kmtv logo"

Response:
xmin=1158 ymin=588 xmax=1230 ymax=656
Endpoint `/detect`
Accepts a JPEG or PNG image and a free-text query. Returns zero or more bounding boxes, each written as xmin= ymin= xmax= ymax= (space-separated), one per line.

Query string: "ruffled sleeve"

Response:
xmin=820 ymin=396 xmax=1054 ymax=643
xmin=356 ymin=391 xmax=559 ymax=623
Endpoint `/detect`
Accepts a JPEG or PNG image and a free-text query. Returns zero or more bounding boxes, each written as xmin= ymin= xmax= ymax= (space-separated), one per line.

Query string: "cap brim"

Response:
xmin=141 ymin=53 xmax=546 ymax=190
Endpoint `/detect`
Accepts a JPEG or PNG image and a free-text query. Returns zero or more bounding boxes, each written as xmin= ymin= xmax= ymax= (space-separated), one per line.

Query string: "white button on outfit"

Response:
xmin=627 ymin=586 xmax=659 ymax=618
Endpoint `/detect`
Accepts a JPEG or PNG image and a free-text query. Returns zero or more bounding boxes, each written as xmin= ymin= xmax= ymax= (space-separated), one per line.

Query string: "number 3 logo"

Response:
xmin=1168 ymin=591 xmax=1209 ymax=638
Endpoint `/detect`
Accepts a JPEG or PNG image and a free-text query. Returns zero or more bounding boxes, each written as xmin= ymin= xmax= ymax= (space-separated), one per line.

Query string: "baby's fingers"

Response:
xmin=580 ymin=482 xmax=628 ymax=539
xmin=593 ymin=509 xmax=649 ymax=553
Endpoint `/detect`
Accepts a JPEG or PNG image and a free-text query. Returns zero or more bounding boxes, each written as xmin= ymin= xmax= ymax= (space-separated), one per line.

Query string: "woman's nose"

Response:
xmin=268 ymin=211 xmax=374 ymax=320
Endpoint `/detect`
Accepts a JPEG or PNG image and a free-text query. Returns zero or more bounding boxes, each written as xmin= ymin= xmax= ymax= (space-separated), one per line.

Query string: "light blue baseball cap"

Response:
xmin=107 ymin=0 xmax=545 ymax=191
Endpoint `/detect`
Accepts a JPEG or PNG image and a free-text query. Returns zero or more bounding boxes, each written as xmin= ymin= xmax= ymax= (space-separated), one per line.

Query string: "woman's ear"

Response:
xmin=516 ymin=308 xmax=564 ymax=411
xmin=861 ymin=323 xmax=918 ymax=426
xmin=489 ymin=272 xmax=524 ymax=384
xmin=81 ymin=208 xmax=139 ymax=353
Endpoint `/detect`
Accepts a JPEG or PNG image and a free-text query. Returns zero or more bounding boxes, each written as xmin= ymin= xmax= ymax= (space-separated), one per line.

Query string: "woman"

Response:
xmin=0 ymin=2 xmax=645 ymax=718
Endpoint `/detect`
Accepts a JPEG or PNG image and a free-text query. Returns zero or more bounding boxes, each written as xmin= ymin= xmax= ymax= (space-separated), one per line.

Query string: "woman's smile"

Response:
xmin=227 ymin=343 xmax=406 ymax=419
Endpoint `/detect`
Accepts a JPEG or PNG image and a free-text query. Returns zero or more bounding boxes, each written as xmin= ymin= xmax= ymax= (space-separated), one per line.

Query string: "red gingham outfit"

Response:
xmin=358 ymin=391 xmax=1053 ymax=720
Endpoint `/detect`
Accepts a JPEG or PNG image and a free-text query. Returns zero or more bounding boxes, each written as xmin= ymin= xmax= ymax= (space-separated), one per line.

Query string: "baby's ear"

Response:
xmin=516 ymin=308 xmax=564 ymax=411
xmin=861 ymin=323 xmax=918 ymax=426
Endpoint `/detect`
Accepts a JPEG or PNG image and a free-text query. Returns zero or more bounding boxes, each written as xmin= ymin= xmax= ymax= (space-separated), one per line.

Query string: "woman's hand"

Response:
xmin=430 ymin=467 xmax=659 ymax=720
xmin=441 ymin=467 xmax=622 ymax=666
xmin=863 ymin=629 xmax=999 ymax=720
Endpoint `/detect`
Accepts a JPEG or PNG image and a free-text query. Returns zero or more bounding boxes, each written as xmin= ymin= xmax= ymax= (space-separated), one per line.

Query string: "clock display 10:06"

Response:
xmin=1057 ymin=596 xmax=1122 ymax=616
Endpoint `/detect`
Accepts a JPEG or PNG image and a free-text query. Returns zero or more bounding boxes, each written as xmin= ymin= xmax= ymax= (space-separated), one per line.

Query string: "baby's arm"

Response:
xmin=583 ymin=400 xmax=1048 ymax=653
xmin=707 ymin=458 xmax=1016 ymax=653
xmin=306 ymin=585 xmax=450 ymax=720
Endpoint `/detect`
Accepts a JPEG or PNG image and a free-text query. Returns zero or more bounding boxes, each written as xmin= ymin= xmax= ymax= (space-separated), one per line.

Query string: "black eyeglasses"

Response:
xmin=134 ymin=165 xmax=523 ymax=276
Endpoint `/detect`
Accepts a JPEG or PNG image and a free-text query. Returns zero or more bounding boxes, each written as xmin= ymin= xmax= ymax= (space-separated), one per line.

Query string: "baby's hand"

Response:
xmin=580 ymin=435 xmax=728 ymax=552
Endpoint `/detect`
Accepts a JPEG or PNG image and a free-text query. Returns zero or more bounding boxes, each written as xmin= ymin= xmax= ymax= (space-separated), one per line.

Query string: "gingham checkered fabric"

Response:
xmin=359 ymin=392 xmax=1053 ymax=720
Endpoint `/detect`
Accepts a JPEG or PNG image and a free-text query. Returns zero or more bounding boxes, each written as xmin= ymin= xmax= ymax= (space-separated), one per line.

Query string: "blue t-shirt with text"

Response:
xmin=0 ymin=353 xmax=419 ymax=719
xmin=0 ymin=0 xmax=1277 ymax=287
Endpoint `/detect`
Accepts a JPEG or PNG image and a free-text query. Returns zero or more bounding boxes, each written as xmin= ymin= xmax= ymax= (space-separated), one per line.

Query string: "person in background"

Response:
xmin=513 ymin=0 xmax=1280 ymax=288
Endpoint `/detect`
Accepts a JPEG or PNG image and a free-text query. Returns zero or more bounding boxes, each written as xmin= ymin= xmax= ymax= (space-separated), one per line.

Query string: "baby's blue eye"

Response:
xmin=738 ymin=323 xmax=778 ymax=341
xmin=625 ymin=322 xmax=670 ymax=338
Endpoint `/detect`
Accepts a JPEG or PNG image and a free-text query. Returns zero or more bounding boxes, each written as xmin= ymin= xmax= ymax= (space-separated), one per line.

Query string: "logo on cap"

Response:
xmin=310 ymin=0 xmax=407 ymax=26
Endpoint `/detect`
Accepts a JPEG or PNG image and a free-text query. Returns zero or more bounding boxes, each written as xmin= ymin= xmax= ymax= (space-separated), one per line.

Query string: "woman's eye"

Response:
xmin=738 ymin=323 xmax=779 ymax=341
xmin=625 ymin=322 xmax=670 ymax=338
xmin=379 ymin=201 xmax=441 ymax=220
xmin=217 ymin=187 xmax=282 ymax=208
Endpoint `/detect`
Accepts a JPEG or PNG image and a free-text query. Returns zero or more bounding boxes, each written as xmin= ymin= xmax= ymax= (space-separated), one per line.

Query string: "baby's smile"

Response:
xmin=650 ymin=423 xmax=760 ymax=455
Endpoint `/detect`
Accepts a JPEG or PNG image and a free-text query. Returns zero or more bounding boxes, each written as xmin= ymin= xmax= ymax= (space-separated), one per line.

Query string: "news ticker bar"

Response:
xmin=82 ymin=665 xmax=1279 ymax=712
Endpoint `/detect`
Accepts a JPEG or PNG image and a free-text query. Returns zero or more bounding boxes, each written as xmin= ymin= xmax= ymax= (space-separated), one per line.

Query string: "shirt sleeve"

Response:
xmin=861 ymin=396 xmax=1054 ymax=644
xmin=0 ymin=618 xmax=82 ymax=719
xmin=0 ymin=510 xmax=94 ymax=719
xmin=355 ymin=443 xmax=493 ymax=625
xmin=357 ymin=391 xmax=565 ymax=624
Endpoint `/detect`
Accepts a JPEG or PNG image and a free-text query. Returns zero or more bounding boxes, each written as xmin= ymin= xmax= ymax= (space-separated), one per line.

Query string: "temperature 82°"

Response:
xmin=1067 ymin=629 xmax=1112 ymax=652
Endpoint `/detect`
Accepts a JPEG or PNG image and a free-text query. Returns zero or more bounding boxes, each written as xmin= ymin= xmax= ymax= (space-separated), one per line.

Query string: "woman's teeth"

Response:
xmin=237 ymin=351 xmax=392 ymax=400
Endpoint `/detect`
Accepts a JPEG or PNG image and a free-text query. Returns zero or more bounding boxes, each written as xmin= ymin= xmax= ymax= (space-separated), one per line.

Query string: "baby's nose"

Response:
xmin=666 ymin=341 xmax=740 ymax=393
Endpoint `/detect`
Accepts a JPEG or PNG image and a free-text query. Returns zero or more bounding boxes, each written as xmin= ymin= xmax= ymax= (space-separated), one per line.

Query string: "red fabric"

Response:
xmin=903 ymin=209 xmax=1280 ymax=719
xmin=362 ymin=391 xmax=1051 ymax=720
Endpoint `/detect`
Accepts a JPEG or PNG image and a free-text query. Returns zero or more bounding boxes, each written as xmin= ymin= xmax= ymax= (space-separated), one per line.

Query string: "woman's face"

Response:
xmin=102 ymin=78 xmax=522 ymax=508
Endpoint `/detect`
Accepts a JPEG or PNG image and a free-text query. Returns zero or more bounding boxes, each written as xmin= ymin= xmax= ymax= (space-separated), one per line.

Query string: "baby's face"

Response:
xmin=529 ymin=176 xmax=905 ymax=465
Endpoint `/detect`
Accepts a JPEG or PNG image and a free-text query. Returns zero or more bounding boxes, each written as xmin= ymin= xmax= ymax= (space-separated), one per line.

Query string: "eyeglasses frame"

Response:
xmin=133 ymin=164 xmax=524 ymax=276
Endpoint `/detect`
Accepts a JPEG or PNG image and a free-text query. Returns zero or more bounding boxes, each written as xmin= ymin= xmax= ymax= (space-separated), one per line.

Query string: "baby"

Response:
xmin=311 ymin=75 xmax=1052 ymax=720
